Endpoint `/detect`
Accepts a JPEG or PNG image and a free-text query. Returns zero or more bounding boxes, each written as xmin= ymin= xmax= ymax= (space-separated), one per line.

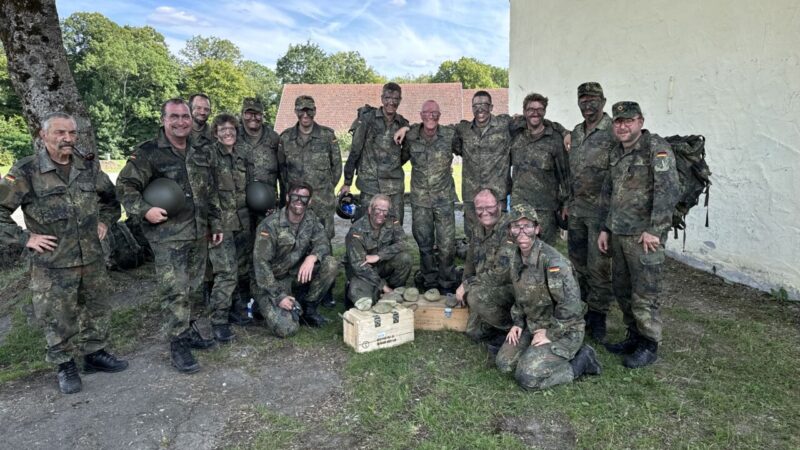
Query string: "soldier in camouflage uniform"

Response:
xmin=0 ymin=112 xmax=128 ymax=394
xmin=496 ymin=204 xmax=601 ymax=390
xmin=238 ymin=98 xmax=281 ymax=220
xmin=253 ymin=182 xmax=339 ymax=335
xmin=455 ymin=189 xmax=516 ymax=346
xmin=117 ymin=99 xmax=223 ymax=374
xmin=189 ymin=93 xmax=214 ymax=148
xmin=341 ymin=82 xmax=410 ymax=224
xmin=564 ymin=82 xmax=616 ymax=342
xmin=344 ymin=194 xmax=412 ymax=304
xmin=397 ymin=100 xmax=458 ymax=293
xmin=510 ymin=93 xmax=570 ymax=246
xmin=278 ymin=95 xmax=342 ymax=240
xmin=598 ymin=101 xmax=679 ymax=369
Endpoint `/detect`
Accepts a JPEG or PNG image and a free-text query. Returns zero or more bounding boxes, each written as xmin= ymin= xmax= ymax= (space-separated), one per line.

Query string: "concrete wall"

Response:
xmin=509 ymin=0 xmax=800 ymax=298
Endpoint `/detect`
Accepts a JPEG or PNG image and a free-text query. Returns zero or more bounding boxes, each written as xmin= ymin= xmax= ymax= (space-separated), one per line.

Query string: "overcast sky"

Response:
xmin=56 ymin=0 xmax=510 ymax=78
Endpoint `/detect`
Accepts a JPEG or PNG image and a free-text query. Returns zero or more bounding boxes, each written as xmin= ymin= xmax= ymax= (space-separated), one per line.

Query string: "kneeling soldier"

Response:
xmin=497 ymin=204 xmax=601 ymax=390
xmin=253 ymin=182 xmax=339 ymax=336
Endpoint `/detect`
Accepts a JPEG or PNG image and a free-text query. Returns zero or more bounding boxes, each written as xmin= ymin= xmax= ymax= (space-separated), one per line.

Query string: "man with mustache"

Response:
xmin=0 ymin=112 xmax=128 ymax=394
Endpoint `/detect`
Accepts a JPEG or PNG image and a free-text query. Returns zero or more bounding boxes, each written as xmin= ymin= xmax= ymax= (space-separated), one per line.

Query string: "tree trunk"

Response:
xmin=0 ymin=0 xmax=96 ymax=155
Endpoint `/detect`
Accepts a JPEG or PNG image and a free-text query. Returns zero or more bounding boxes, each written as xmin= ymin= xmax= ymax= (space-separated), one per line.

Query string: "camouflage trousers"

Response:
xmin=567 ymin=213 xmax=614 ymax=314
xmin=30 ymin=261 xmax=110 ymax=365
xmin=309 ymin=199 xmax=336 ymax=241
xmin=612 ymin=234 xmax=665 ymax=343
xmin=534 ymin=208 xmax=559 ymax=247
xmin=208 ymin=236 xmax=237 ymax=325
xmin=153 ymin=238 xmax=208 ymax=339
xmin=464 ymin=283 xmax=515 ymax=342
xmin=257 ymin=255 xmax=339 ymax=338
xmin=412 ymin=202 xmax=458 ymax=291
xmin=496 ymin=329 xmax=580 ymax=390
xmin=360 ymin=190 xmax=405 ymax=225
xmin=347 ymin=251 xmax=412 ymax=302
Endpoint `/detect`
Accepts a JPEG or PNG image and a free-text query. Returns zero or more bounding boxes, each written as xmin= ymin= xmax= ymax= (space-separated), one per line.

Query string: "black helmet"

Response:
xmin=246 ymin=181 xmax=276 ymax=213
xmin=336 ymin=191 xmax=359 ymax=220
xmin=143 ymin=177 xmax=185 ymax=217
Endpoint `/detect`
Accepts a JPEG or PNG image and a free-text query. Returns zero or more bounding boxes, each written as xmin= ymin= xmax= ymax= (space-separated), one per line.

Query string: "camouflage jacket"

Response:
xmin=0 ymin=147 xmax=120 ymax=268
xmin=462 ymin=213 xmax=515 ymax=292
xmin=237 ymin=123 xmax=281 ymax=199
xmin=343 ymin=106 xmax=409 ymax=195
xmin=344 ymin=214 xmax=407 ymax=291
xmin=568 ymin=113 xmax=615 ymax=217
xmin=403 ymin=123 xmax=457 ymax=207
xmin=510 ymin=241 xmax=585 ymax=357
xmin=278 ymin=122 xmax=342 ymax=209
xmin=190 ymin=123 xmax=215 ymax=149
xmin=253 ymin=208 xmax=331 ymax=305
xmin=453 ymin=114 xmax=516 ymax=204
xmin=600 ymin=130 xmax=680 ymax=237
xmin=510 ymin=120 xmax=571 ymax=211
xmin=117 ymin=128 xmax=221 ymax=243
xmin=211 ymin=141 xmax=249 ymax=232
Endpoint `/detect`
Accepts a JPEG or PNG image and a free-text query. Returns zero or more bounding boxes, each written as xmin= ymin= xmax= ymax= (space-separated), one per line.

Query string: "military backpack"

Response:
xmin=664 ymin=135 xmax=712 ymax=237
xmin=104 ymin=219 xmax=153 ymax=270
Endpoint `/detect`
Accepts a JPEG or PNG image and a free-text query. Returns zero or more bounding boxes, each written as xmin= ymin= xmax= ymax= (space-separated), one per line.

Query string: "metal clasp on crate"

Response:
xmin=373 ymin=315 xmax=381 ymax=327
xmin=392 ymin=311 xmax=399 ymax=323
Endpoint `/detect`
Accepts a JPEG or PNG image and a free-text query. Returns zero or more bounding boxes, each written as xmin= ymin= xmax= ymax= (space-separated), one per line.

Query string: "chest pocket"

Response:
xmin=530 ymin=150 xmax=555 ymax=171
xmin=585 ymin=146 xmax=610 ymax=169
xmin=410 ymin=147 xmax=425 ymax=166
xmin=276 ymin=230 xmax=296 ymax=249
xmin=624 ymin=157 xmax=650 ymax=188
xmin=310 ymin=142 xmax=331 ymax=171
xmin=33 ymin=184 xmax=70 ymax=222
xmin=217 ymin=169 xmax=235 ymax=191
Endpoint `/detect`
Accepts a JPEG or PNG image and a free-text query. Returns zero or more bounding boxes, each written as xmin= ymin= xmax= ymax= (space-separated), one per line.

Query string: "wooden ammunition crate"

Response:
xmin=412 ymin=299 xmax=470 ymax=331
xmin=342 ymin=306 xmax=414 ymax=353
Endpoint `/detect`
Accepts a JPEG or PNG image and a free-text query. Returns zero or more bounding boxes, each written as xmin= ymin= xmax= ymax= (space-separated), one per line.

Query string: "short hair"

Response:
xmin=41 ymin=112 xmax=75 ymax=132
xmin=473 ymin=187 xmax=500 ymax=203
xmin=472 ymin=90 xmax=492 ymax=104
xmin=161 ymin=98 xmax=189 ymax=119
xmin=369 ymin=194 xmax=392 ymax=209
xmin=382 ymin=82 xmax=402 ymax=96
xmin=523 ymin=93 xmax=549 ymax=109
xmin=189 ymin=93 xmax=211 ymax=111
xmin=288 ymin=181 xmax=314 ymax=198
xmin=212 ymin=113 xmax=238 ymax=134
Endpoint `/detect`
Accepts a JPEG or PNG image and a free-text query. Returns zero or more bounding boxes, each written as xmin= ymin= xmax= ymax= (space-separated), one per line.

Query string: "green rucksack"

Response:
xmin=665 ymin=135 xmax=712 ymax=237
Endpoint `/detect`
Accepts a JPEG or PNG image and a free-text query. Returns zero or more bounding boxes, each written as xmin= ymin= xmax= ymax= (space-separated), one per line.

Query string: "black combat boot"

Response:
xmin=321 ymin=282 xmax=336 ymax=308
xmin=212 ymin=324 xmax=235 ymax=343
xmin=605 ymin=328 xmax=640 ymax=355
xmin=170 ymin=338 xmax=200 ymax=373
xmin=343 ymin=281 xmax=355 ymax=310
xmin=300 ymin=303 xmax=329 ymax=328
xmin=623 ymin=338 xmax=658 ymax=369
xmin=187 ymin=323 xmax=216 ymax=350
xmin=584 ymin=310 xmax=608 ymax=342
xmin=569 ymin=344 xmax=602 ymax=378
xmin=83 ymin=349 xmax=129 ymax=373
xmin=57 ymin=360 xmax=82 ymax=394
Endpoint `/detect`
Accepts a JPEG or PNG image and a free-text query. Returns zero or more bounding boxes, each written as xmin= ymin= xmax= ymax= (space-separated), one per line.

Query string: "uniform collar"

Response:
xmin=37 ymin=146 xmax=86 ymax=174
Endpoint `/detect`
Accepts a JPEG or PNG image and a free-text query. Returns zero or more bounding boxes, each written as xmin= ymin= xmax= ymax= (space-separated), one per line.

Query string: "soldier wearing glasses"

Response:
xmin=237 ymin=98 xmax=280 ymax=216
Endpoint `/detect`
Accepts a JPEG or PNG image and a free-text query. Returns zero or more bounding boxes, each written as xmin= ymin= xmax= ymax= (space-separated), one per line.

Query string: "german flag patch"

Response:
xmin=656 ymin=151 xmax=668 ymax=158
xmin=4 ymin=174 xmax=16 ymax=183
xmin=352 ymin=233 xmax=361 ymax=238
xmin=259 ymin=230 xmax=270 ymax=237
xmin=548 ymin=266 xmax=561 ymax=274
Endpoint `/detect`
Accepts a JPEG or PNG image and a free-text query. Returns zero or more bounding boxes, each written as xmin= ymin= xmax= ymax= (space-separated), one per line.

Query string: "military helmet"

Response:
xmin=355 ymin=297 xmax=373 ymax=311
xmin=336 ymin=191 xmax=359 ymax=220
xmin=143 ymin=177 xmax=185 ymax=217
xmin=371 ymin=301 xmax=395 ymax=314
xmin=403 ymin=287 xmax=419 ymax=302
xmin=423 ymin=289 xmax=441 ymax=302
xmin=246 ymin=181 xmax=276 ymax=213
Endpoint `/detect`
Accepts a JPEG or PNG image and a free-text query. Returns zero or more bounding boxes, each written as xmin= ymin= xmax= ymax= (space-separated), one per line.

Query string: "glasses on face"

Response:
xmin=243 ymin=111 xmax=263 ymax=119
xmin=525 ymin=107 xmax=546 ymax=115
xmin=216 ymin=126 xmax=236 ymax=135
xmin=613 ymin=117 xmax=640 ymax=128
xmin=288 ymin=194 xmax=310 ymax=205
xmin=472 ymin=102 xmax=492 ymax=112
xmin=421 ymin=111 xmax=441 ymax=118
xmin=475 ymin=204 xmax=498 ymax=214
xmin=578 ymin=99 xmax=602 ymax=109
xmin=382 ymin=95 xmax=401 ymax=105
xmin=510 ymin=223 xmax=537 ymax=237
xmin=372 ymin=207 xmax=390 ymax=216
xmin=296 ymin=108 xmax=316 ymax=117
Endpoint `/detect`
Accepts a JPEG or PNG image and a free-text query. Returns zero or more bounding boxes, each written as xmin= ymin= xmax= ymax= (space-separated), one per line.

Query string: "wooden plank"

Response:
xmin=343 ymin=306 xmax=415 ymax=353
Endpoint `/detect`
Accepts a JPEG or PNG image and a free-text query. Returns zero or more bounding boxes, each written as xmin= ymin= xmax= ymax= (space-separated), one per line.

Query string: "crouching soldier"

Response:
xmin=497 ymin=204 xmax=601 ymax=390
xmin=253 ymin=182 xmax=339 ymax=336
xmin=344 ymin=194 xmax=411 ymax=306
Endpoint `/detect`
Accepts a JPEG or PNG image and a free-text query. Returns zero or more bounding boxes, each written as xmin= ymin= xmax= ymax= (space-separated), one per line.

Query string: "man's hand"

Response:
xmin=338 ymin=184 xmax=350 ymax=195
xmin=97 ymin=222 xmax=108 ymax=240
xmin=532 ymin=329 xmax=551 ymax=347
xmin=210 ymin=232 xmax=224 ymax=247
xmin=382 ymin=284 xmax=393 ymax=294
xmin=297 ymin=255 xmax=318 ymax=284
xmin=560 ymin=206 xmax=569 ymax=222
xmin=278 ymin=296 xmax=295 ymax=311
xmin=393 ymin=126 xmax=410 ymax=145
xmin=360 ymin=254 xmax=380 ymax=267
xmin=26 ymin=233 xmax=58 ymax=253
xmin=639 ymin=231 xmax=660 ymax=254
xmin=563 ymin=133 xmax=572 ymax=152
xmin=144 ymin=207 xmax=168 ymax=224
xmin=598 ymin=230 xmax=610 ymax=254
xmin=506 ymin=325 xmax=522 ymax=346
xmin=455 ymin=283 xmax=466 ymax=306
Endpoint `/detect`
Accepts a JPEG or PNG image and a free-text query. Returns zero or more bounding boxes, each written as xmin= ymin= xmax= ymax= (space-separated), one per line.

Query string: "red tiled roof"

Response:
xmin=274 ymin=83 xmax=509 ymax=133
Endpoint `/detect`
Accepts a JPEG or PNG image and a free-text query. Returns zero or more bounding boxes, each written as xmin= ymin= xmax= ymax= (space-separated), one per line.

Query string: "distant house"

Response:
xmin=274 ymin=83 xmax=508 ymax=134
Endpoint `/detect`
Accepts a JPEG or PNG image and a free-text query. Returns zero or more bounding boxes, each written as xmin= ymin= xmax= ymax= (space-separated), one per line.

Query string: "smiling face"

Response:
xmin=191 ymin=96 xmax=211 ymax=127
xmin=368 ymin=198 xmax=391 ymax=228
xmin=578 ymin=95 xmax=605 ymax=123
xmin=286 ymin=187 xmax=311 ymax=218
xmin=612 ymin=115 xmax=645 ymax=148
xmin=40 ymin=117 xmax=78 ymax=162
xmin=242 ymin=109 xmax=263 ymax=134
xmin=215 ymin=120 xmax=237 ymax=148
xmin=510 ymin=218 xmax=539 ymax=255
xmin=381 ymin=89 xmax=402 ymax=116
xmin=471 ymin=95 xmax=493 ymax=126
xmin=420 ymin=100 xmax=441 ymax=133
xmin=162 ymin=102 xmax=192 ymax=142
xmin=474 ymin=190 xmax=500 ymax=230
xmin=295 ymin=108 xmax=315 ymax=129
xmin=524 ymin=100 xmax=546 ymax=130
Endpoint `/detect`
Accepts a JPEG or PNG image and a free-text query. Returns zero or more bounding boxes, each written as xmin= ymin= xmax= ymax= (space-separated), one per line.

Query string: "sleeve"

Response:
xmin=649 ymin=139 xmax=680 ymax=237
xmin=345 ymin=228 xmax=385 ymax=290
xmin=343 ymin=115 xmax=368 ymax=185
xmin=330 ymin=132 xmax=343 ymax=187
xmin=253 ymin=222 xmax=290 ymax=306
xmin=0 ymin=164 xmax=31 ymax=247
xmin=96 ymin=168 xmax=121 ymax=226
xmin=116 ymin=152 xmax=154 ymax=220
xmin=277 ymin=135 xmax=288 ymax=191
xmin=544 ymin=259 xmax=586 ymax=343
xmin=309 ymin=220 xmax=331 ymax=261
xmin=471 ymin=239 xmax=514 ymax=288
xmin=552 ymin=138 xmax=571 ymax=207
xmin=376 ymin=221 xmax=407 ymax=261
xmin=599 ymin=171 xmax=613 ymax=233
xmin=510 ymin=301 xmax=526 ymax=329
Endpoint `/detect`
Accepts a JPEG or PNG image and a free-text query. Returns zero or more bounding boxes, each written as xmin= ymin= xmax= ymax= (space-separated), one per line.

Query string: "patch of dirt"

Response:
xmin=494 ymin=413 xmax=577 ymax=450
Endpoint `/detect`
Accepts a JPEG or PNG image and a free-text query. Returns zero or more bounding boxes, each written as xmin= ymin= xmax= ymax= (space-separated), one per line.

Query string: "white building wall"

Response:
xmin=509 ymin=0 xmax=800 ymax=298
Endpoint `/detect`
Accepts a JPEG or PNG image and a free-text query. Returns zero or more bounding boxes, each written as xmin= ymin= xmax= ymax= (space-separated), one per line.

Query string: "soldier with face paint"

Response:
xmin=238 ymin=98 xmax=281 ymax=217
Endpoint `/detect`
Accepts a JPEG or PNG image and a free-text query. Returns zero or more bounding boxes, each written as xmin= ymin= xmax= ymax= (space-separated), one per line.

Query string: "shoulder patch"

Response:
xmin=548 ymin=266 xmax=561 ymax=274
xmin=4 ymin=174 xmax=16 ymax=183
xmin=259 ymin=230 xmax=270 ymax=237
xmin=352 ymin=233 xmax=361 ymax=238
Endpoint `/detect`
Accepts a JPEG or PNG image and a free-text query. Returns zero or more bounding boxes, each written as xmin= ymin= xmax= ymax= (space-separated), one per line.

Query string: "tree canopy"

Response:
xmin=432 ymin=57 xmax=508 ymax=88
xmin=180 ymin=36 xmax=242 ymax=66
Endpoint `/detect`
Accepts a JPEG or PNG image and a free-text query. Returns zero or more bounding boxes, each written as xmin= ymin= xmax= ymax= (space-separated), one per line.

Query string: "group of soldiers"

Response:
xmin=0 ymin=79 xmax=678 ymax=394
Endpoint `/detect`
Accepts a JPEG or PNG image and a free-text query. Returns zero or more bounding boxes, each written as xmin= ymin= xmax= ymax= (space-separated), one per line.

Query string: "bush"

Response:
xmin=336 ymin=130 xmax=352 ymax=155
xmin=0 ymin=115 xmax=32 ymax=164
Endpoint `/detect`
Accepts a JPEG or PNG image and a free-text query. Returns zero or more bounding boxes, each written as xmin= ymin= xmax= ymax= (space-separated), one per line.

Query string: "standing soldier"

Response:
xmin=0 ymin=112 xmax=128 ymax=394
xmin=117 ymin=98 xmax=223 ymax=374
xmin=510 ymin=93 xmax=570 ymax=245
xmin=340 ymin=82 xmax=409 ymax=224
xmin=189 ymin=93 xmax=214 ymax=147
xmin=238 ymin=98 xmax=280 ymax=219
xmin=598 ymin=101 xmax=679 ymax=369
xmin=564 ymin=82 xmax=616 ymax=342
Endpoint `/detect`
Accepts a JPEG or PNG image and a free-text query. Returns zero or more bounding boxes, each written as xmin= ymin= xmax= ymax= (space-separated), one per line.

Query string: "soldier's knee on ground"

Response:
xmin=265 ymin=303 xmax=299 ymax=338
xmin=495 ymin=347 xmax=518 ymax=374
xmin=514 ymin=368 xmax=545 ymax=391
xmin=318 ymin=256 xmax=340 ymax=280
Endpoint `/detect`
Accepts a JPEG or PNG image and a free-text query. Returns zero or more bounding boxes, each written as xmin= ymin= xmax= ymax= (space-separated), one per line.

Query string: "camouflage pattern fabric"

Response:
xmin=153 ymin=237 xmax=208 ymax=338
xmin=568 ymin=214 xmax=614 ymax=313
xmin=403 ymin=124 xmax=458 ymax=290
xmin=211 ymin=141 xmax=249 ymax=233
xmin=207 ymin=236 xmax=237 ymax=325
xmin=496 ymin=330 xmax=577 ymax=391
xmin=237 ymin=122 xmax=280 ymax=210
xmin=344 ymin=214 xmax=411 ymax=301
xmin=278 ymin=122 xmax=342 ymax=239
xmin=190 ymin=123 xmax=215 ymax=149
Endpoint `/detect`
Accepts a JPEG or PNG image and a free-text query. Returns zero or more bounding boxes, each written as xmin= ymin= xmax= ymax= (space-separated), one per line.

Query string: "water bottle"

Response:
xmin=246 ymin=298 xmax=254 ymax=319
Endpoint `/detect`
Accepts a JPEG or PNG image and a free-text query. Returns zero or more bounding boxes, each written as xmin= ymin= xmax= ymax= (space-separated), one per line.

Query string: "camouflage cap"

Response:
xmin=403 ymin=287 xmax=419 ymax=302
xmin=372 ymin=302 xmax=395 ymax=314
xmin=294 ymin=95 xmax=316 ymax=110
xmin=423 ymin=289 xmax=441 ymax=302
xmin=355 ymin=297 xmax=373 ymax=311
xmin=394 ymin=287 xmax=406 ymax=295
xmin=612 ymin=101 xmax=642 ymax=119
xmin=381 ymin=291 xmax=403 ymax=303
xmin=508 ymin=203 xmax=540 ymax=224
xmin=577 ymin=82 xmax=604 ymax=97
xmin=241 ymin=97 xmax=264 ymax=113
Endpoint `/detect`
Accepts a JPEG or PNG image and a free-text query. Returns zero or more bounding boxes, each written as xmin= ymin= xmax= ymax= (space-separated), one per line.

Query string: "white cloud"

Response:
xmin=147 ymin=6 xmax=207 ymax=26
